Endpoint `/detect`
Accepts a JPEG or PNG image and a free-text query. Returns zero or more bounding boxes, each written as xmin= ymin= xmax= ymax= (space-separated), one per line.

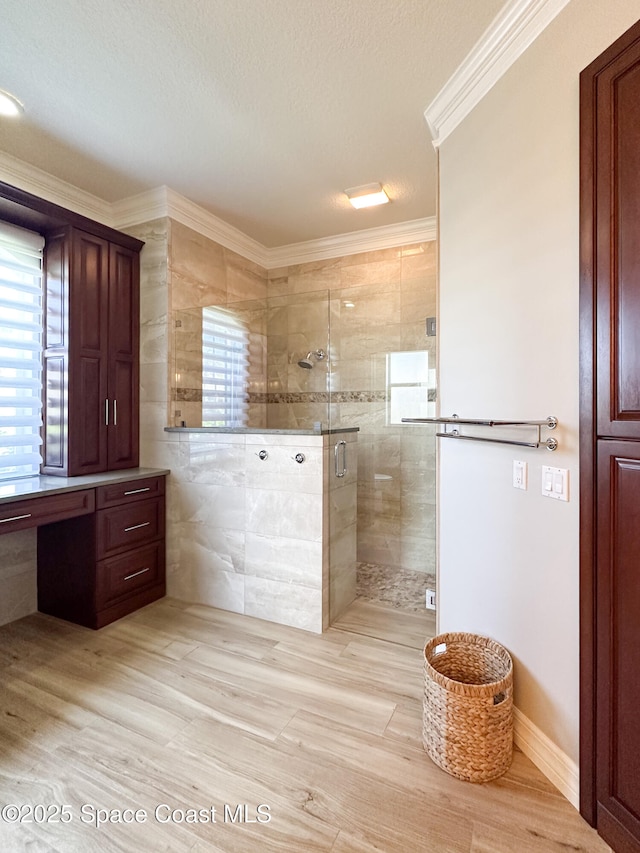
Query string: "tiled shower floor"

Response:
xmin=356 ymin=561 xmax=436 ymax=613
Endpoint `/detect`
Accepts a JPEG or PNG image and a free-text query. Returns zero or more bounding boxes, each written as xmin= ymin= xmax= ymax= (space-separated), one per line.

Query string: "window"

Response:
xmin=387 ymin=350 xmax=434 ymax=424
xmin=0 ymin=222 xmax=44 ymax=480
xmin=202 ymin=307 xmax=249 ymax=427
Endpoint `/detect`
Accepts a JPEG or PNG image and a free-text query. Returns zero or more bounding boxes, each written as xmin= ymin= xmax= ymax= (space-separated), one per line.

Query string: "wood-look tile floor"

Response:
xmin=331 ymin=597 xmax=436 ymax=648
xmin=0 ymin=598 xmax=610 ymax=853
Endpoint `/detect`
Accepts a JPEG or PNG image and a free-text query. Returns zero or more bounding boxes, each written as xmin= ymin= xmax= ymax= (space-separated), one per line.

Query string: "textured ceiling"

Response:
xmin=0 ymin=0 xmax=505 ymax=246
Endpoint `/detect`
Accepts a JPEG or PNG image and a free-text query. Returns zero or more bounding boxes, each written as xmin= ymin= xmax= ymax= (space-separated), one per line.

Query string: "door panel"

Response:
xmin=68 ymin=230 xmax=109 ymax=474
xmin=108 ymin=358 xmax=139 ymax=469
xmin=596 ymin=443 xmax=640 ymax=848
xmin=107 ymin=243 xmax=139 ymax=469
xmin=595 ymin=48 xmax=640 ymax=438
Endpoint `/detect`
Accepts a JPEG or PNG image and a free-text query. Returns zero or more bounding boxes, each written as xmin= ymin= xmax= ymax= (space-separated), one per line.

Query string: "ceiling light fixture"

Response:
xmin=0 ymin=89 xmax=24 ymax=117
xmin=345 ymin=183 xmax=389 ymax=209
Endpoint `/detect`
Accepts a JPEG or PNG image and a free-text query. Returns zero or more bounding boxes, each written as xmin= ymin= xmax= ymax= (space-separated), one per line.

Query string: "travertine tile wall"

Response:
xmin=268 ymin=243 xmax=437 ymax=578
xmin=126 ymin=218 xmax=182 ymax=593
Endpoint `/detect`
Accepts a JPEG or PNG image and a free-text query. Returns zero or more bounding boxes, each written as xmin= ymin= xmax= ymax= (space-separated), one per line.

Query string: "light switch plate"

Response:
xmin=541 ymin=465 xmax=569 ymax=501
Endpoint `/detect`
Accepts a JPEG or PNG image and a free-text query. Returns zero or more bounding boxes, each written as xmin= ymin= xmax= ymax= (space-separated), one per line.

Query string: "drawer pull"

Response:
xmin=124 ymin=521 xmax=151 ymax=532
xmin=0 ymin=513 xmax=32 ymax=524
xmin=123 ymin=487 xmax=151 ymax=496
xmin=123 ymin=567 xmax=150 ymax=581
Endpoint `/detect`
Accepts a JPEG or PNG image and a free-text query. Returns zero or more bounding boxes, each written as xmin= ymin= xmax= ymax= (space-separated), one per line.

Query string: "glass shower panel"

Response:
xmin=265 ymin=289 xmax=330 ymax=430
xmin=171 ymin=291 xmax=331 ymax=431
xmin=327 ymin=243 xmax=437 ymax=629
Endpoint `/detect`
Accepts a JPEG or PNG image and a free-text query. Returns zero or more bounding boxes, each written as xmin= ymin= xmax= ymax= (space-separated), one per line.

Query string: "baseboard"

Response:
xmin=513 ymin=706 xmax=579 ymax=809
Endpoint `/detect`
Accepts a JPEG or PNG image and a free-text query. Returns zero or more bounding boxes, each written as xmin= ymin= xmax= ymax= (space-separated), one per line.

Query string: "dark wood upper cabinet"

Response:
xmin=43 ymin=226 xmax=140 ymax=476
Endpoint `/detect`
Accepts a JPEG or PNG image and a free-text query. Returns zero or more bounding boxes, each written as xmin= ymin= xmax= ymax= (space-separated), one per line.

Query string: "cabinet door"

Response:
xmin=595 ymin=441 xmax=640 ymax=851
xmin=594 ymin=42 xmax=640 ymax=439
xmin=68 ymin=230 xmax=110 ymax=475
xmin=107 ymin=243 xmax=139 ymax=469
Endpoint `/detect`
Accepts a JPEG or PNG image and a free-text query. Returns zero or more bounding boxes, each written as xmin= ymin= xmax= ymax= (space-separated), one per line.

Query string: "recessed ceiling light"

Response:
xmin=345 ymin=183 xmax=390 ymax=209
xmin=0 ymin=89 xmax=24 ymax=117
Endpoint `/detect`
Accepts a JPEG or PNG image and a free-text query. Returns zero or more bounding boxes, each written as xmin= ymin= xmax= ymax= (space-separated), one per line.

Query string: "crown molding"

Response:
xmin=0 ymin=150 xmax=113 ymax=225
xmin=267 ymin=217 xmax=437 ymax=268
xmin=110 ymin=185 xmax=170 ymax=230
xmin=111 ymin=185 xmax=268 ymax=267
xmin=424 ymin=0 xmax=570 ymax=147
xmin=0 ymin=152 xmax=436 ymax=268
xmin=110 ymin=183 xmax=436 ymax=268
xmin=166 ymin=188 xmax=269 ymax=268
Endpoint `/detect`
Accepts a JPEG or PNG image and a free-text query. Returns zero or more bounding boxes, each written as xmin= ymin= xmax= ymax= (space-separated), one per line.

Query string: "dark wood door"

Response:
xmin=107 ymin=243 xmax=139 ymax=469
xmin=581 ymin=17 xmax=640 ymax=853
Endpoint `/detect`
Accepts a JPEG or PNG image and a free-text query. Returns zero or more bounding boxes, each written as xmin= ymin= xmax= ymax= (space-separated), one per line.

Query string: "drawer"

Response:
xmin=96 ymin=542 xmax=164 ymax=610
xmin=96 ymin=476 xmax=165 ymax=509
xmin=96 ymin=496 xmax=164 ymax=558
xmin=0 ymin=489 xmax=94 ymax=535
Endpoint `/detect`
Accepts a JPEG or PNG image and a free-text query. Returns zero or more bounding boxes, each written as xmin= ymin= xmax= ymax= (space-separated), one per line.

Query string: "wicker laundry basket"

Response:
xmin=422 ymin=632 xmax=513 ymax=783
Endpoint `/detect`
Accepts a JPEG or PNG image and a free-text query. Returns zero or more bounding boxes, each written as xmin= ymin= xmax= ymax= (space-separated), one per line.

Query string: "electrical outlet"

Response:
xmin=426 ymin=588 xmax=436 ymax=610
xmin=513 ymin=460 xmax=527 ymax=490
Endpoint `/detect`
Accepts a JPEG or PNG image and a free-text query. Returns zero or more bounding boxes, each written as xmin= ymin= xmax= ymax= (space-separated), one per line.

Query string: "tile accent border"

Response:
xmin=174 ymin=389 xmax=393 ymax=404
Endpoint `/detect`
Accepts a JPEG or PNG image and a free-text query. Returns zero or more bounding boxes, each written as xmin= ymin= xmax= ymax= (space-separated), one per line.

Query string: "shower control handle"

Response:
xmin=257 ymin=449 xmax=268 ymax=460
xmin=334 ymin=440 xmax=347 ymax=478
xmin=294 ymin=453 xmax=305 ymax=464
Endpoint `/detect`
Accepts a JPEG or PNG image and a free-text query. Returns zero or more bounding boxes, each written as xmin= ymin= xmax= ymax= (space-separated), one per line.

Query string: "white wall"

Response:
xmin=437 ymin=0 xmax=640 ymax=767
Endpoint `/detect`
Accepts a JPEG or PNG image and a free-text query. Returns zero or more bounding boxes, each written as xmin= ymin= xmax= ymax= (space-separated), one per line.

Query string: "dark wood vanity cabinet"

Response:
xmin=38 ymin=475 xmax=166 ymax=629
xmin=43 ymin=226 xmax=141 ymax=476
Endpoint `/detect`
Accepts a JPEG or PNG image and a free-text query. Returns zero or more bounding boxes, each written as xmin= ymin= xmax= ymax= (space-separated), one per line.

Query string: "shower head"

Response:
xmin=297 ymin=349 xmax=326 ymax=369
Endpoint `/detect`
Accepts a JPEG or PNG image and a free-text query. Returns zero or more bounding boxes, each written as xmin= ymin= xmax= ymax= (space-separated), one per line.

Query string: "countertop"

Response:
xmin=164 ymin=427 xmax=359 ymax=435
xmin=0 ymin=468 xmax=170 ymax=505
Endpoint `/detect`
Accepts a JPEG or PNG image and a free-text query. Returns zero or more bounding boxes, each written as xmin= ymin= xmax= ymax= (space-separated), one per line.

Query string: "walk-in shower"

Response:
xmin=171 ymin=239 xmax=437 ymax=631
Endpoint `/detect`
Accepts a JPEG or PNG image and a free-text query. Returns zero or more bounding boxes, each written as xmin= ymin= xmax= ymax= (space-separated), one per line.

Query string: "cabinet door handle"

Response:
xmin=124 ymin=521 xmax=151 ymax=532
xmin=124 ymin=567 xmax=150 ymax=581
xmin=105 ymin=399 xmax=109 ymax=426
xmin=113 ymin=399 xmax=117 ymax=426
xmin=0 ymin=513 xmax=32 ymax=524
xmin=124 ymin=487 xmax=150 ymax=496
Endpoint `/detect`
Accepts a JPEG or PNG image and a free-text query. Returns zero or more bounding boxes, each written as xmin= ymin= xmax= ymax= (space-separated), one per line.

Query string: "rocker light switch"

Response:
xmin=542 ymin=465 xmax=569 ymax=501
